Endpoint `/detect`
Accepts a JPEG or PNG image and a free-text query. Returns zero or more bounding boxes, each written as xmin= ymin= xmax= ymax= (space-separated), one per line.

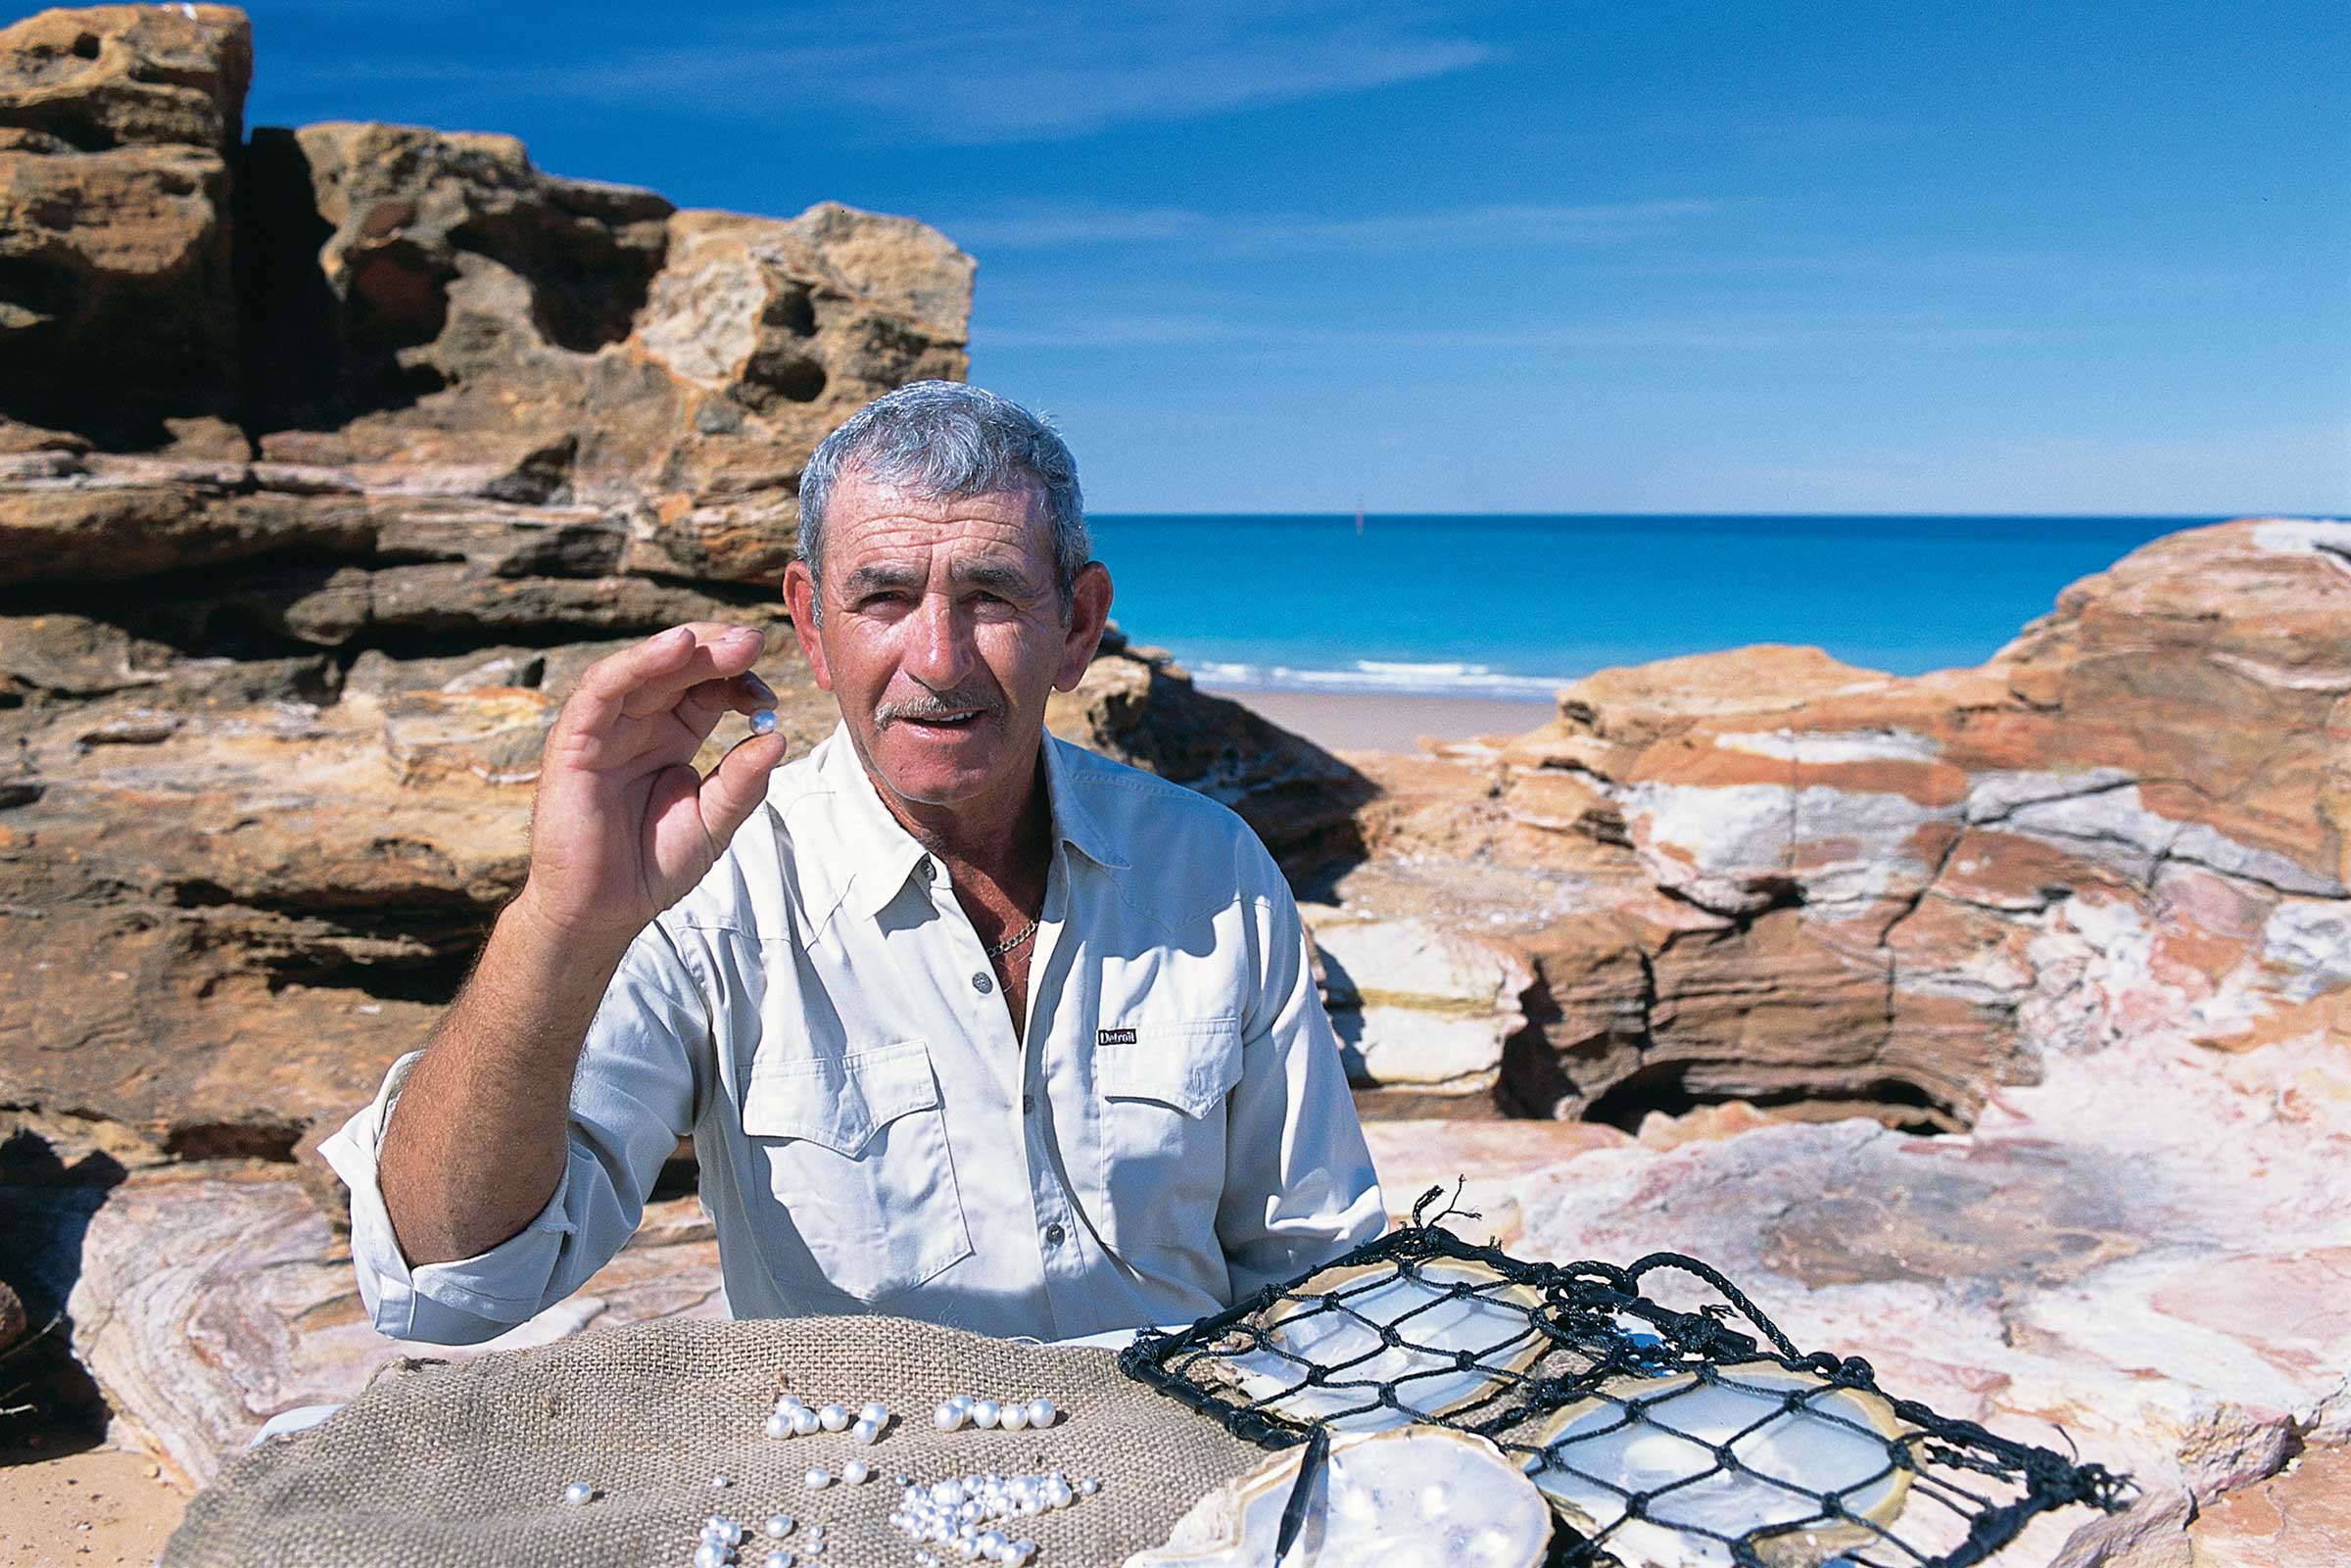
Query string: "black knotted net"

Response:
xmin=1120 ymin=1188 xmax=2132 ymax=1568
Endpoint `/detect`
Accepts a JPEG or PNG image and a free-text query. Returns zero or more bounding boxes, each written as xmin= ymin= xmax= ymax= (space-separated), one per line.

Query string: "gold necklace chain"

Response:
xmin=984 ymin=916 xmax=1040 ymax=960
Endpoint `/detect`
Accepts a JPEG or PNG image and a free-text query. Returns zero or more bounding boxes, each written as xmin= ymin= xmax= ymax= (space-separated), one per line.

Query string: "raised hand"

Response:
xmin=514 ymin=622 xmax=791 ymax=953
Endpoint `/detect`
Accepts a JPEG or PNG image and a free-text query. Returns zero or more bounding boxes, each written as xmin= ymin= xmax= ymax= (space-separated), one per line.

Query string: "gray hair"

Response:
xmin=796 ymin=381 xmax=1088 ymax=614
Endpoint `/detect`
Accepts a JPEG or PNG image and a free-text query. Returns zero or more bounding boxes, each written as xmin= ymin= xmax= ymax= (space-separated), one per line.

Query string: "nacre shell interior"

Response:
xmin=1523 ymin=1359 xmax=1914 ymax=1568
xmin=1214 ymin=1258 xmax=1547 ymax=1430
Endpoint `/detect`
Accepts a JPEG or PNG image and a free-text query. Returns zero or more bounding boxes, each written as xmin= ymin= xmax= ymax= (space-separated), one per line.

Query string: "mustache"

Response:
xmin=875 ymin=688 xmax=1007 ymax=727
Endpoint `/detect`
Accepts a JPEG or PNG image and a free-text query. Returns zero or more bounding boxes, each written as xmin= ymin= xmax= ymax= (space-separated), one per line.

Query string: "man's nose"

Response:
xmin=903 ymin=591 xmax=977 ymax=689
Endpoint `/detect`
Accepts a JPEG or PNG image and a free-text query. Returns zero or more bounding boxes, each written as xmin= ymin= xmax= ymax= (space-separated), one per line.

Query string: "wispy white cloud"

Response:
xmin=943 ymin=198 xmax=1724 ymax=254
xmin=257 ymin=0 xmax=1501 ymax=143
xmin=1719 ymin=425 xmax=2351 ymax=515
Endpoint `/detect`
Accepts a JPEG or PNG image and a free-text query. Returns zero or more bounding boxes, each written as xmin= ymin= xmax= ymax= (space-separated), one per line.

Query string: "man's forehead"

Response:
xmin=825 ymin=476 xmax=1052 ymax=571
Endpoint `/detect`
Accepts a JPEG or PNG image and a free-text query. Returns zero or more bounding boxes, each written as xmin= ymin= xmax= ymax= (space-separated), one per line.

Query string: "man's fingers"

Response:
xmin=676 ymin=667 xmax=780 ymax=731
xmin=699 ymin=732 xmax=792 ymax=845
xmin=571 ymin=624 xmax=767 ymax=724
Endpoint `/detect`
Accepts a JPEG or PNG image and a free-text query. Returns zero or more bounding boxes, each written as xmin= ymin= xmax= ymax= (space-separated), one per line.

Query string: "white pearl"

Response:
xmin=851 ymin=1418 xmax=881 ymax=1446
xmin=804 ymin=1466 xmax=833 ymax=1489
xmin=934 ymin=1402 xmax=966 ymax=1432
xmin=1078 ymin=1476 xmax=1099 ymax=1495
xmin=561 ymin=1481 xmax=592 ymax=1505
xmin=818 ymin=1402 xmax=851 ymax=1433
xmin=763 ymin=1514 xmax=795 ymax=1538
xmin=975 ymin=1531 xmax=1007 ymax=1557
xmin=1025 ymin=1399 xmax=1056 ymax=1429
xmin=970 ymin=1399 xmax=1001 ymax=1429
xmin=947 ymin=1394 xmax=974 ymax=1413
xmin=763 ymin=1553 xmax=792 ymax=1568
xmin=997 ymin=1403 xmax=1029 ymax=1432
xmin=1010 ymin=1541 xmax=1036 ymax=1566
xmin=694 ymin=1546 xmax=726 ymax=1568
xmin=764 ymin=1412 xmax=792 ymax=1439
xmin=790 ymin=1406 xmax=822 ymax=1437
xmin=842 ymin=1459 xmax=871 ymax=1485
xmin=932 ymin=1480 xmax=967 ymax=1506
xmin=859 ymin=1401 xmax=889 ymax=1427
xmin=710 ymin=1474 xmax=731 ymax=1489
xmin=776 ymin=1395 xmax=806 ymax=1413
xmin=1042 ymin=1478 xmax=1072 ymax=1509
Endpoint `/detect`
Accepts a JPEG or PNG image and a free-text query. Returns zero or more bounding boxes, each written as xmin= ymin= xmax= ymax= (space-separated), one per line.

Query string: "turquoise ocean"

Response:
xmin=1089 ymin=514 xmax=2219 ymax=699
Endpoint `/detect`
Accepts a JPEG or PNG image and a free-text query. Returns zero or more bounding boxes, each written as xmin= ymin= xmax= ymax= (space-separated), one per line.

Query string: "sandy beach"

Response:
xmin=1203 ymin=687 xmax=1558 ymax=753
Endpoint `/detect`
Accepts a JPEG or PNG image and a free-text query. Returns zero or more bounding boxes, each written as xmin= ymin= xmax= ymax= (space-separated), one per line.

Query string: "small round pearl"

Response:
xmin=1079 ymin=1477 xmax=1099 ymax=1495
xmin=764 ymin=1412 xmax=792 ymax=1439
xmin=996 ymin=1403 xmax=1029 ymax=1432
xmin=947 ymin=1394 xmax=974 ymax=1413
xmin=749 ymin=708 xmax=779 ymax=736
xmin=970 ymin=1399 xmax=1000 ymax=1429
xmin=790 ymin=1405 xmax=822 ymax=1437
xmin=710 ymin=1474 xmax=732 ymax=1490
xmin=851 ymin=1417 xmax=881 ymax=1446
xmin=932 ymin=1480 xmax=967 ymax=1506
xmin=763 ymin=1514 xmax=794 ymax=1538
xmin=818 ymin=1402 xmax=851 ymax=1432
xmin=842 ymin=1458 xmax=871 ymax=1485
xmin=776 ymin=1395 xmax=806 ymax=1413
xmin=763 ymin=1553 xmax=792 ymax=1568
xmin=694 ymin=1546 xmax=726 ymax=1568
xmin=804 ymin=1466 xmax=833 ymax=1489
xmin=859 ymin=1401 xmax=888 ymax=1427
xmin=1010 ymin=1541 xmax=1036 ymax=1566
xmin=560 ymin=1481 xmax=592 ymax=1505
xmin=1025 ymin=1398 xmax=1056 ymax=1429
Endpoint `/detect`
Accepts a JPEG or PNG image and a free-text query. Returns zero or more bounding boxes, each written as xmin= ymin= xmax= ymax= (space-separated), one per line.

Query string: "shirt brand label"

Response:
xmin=1097 ymin=1026 xmax=1138 ymax=1046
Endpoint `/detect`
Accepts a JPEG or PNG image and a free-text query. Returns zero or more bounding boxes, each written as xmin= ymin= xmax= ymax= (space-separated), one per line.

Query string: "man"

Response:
xmin=322 ymin=381 xmax=1383 ymax=1344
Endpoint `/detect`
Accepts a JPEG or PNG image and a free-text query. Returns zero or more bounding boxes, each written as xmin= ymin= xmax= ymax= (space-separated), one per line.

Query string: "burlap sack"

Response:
xmin=163 ymin=1315 xmax=1270 ymax=1568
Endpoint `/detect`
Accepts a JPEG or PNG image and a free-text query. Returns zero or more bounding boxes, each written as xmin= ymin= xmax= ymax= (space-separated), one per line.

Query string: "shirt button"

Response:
xmin=972 ymin=972 xmax=993 ymax=994
xmin=1044 ymin=1222 xmax=1066 ymax=1247
xmin=1022 ymin=1093 xmax=1035 ymax=1114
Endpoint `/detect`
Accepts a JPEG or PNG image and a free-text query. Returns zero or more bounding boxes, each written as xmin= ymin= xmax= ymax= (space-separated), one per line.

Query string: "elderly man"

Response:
xmin=322 ymin=382 xmax=1383 ymax=1344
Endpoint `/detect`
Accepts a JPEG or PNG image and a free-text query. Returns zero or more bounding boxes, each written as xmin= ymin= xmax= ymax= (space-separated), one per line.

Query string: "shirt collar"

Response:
xmin=816 ymin=721 xmax=1130 ymax=922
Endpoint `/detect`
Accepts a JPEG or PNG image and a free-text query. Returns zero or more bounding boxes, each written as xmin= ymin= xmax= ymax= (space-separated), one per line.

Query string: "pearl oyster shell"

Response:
xmin=1203 ymin=1257 xmax=1548 ymax=1431
xmin=1522 ymin=1359 xmax=1915 ymax=1568
xmin=1126 ymin=1426 xmax=1551 ymax=1568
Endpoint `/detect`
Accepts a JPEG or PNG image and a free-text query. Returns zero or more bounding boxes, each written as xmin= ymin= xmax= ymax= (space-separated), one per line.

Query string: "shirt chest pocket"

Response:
xmin=742 ymin=1040 xmax=973 ymax=1304
xmin=1090 ymin=1017 xmax=1244 ymax=1260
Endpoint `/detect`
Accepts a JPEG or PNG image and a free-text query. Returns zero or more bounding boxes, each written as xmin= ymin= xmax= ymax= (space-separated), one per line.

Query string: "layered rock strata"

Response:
xmin=1324 ymin=519 xmax=2348 ymax=1131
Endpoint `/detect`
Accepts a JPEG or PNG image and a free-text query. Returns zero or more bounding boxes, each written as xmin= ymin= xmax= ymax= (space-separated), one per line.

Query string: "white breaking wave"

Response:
xmin=1188 ymin=658 xmax=1571 ymax=699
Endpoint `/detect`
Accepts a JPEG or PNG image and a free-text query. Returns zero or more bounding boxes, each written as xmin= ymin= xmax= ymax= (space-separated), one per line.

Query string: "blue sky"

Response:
xmin=219 ymin=0 xmax=2348 ymax=514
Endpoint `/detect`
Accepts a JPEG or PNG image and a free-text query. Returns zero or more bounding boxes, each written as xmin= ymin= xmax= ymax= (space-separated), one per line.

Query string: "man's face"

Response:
xmin=785 ymin=467 xmax=1111 ymax=817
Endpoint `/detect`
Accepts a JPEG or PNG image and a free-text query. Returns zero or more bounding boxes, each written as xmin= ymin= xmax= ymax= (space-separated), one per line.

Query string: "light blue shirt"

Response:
xmin=322 ymin=725 xmax=1385 ymax=1345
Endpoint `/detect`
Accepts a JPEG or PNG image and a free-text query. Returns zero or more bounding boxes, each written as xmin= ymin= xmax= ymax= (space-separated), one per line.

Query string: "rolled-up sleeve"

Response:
xmin=1216 ymin=871 xmax=1386 ymax=1297
xmin=318 ymin=921 xmax=712 ymax=1345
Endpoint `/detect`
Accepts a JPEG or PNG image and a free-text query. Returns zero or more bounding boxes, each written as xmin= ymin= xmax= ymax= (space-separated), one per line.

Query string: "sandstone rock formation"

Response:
xmin=1320 ymin=519 xmax=2347 ymax=1132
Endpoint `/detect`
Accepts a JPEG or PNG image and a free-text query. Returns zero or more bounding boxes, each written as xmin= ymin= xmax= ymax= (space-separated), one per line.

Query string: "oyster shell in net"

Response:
xmin=1522 ymin=1358 xmax=1916 ymax=1568
xmin=1202 ymin=1257 xmax=1547 ymax=1432
xmin=1127 ymin=1425 xmax=1552 ymax=1568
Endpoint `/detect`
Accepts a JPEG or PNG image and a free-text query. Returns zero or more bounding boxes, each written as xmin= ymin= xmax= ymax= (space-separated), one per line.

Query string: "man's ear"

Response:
xmin=784 ymin=561 xmax=835 ymax=692
xmin=1054 ymin=561 xmax=1114 ymax=691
